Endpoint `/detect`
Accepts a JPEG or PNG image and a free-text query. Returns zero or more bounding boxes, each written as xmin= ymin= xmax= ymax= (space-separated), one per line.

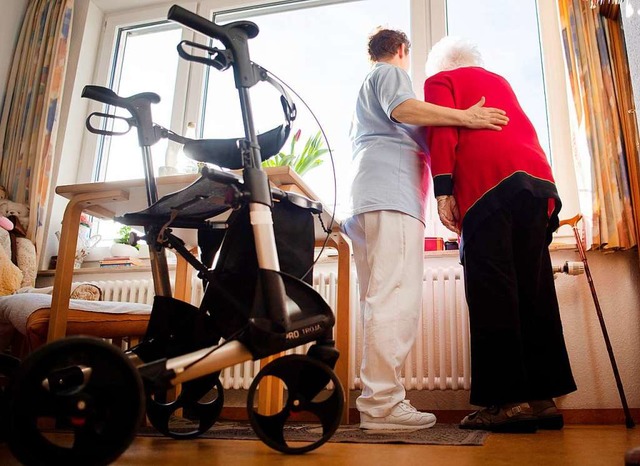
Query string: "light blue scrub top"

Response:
xmin=348 ymin=63 xmax=430 ymax=225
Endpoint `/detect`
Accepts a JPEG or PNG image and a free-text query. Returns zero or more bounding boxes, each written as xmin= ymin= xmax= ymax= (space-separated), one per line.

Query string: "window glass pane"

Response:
xmin=93 ymin=24 xmax=182 ymax=246
xmin=445 ymin=0 xmax=551 ymax=158
xmin=99 ymin=24 xmax=183 ymax=182
xmin=202 ymin=0 xmax=410 ymax=215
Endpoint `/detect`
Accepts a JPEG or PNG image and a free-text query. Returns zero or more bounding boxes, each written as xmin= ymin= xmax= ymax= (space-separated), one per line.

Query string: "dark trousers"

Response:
xmin=463 ymin=191 xmax=577 ymax=407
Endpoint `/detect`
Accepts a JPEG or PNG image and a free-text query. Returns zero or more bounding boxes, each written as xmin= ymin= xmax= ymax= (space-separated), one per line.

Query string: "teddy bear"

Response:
xmin=0 ymin=200 xmax=29 ymax=232
xmin=0 ymin=215 xmax=23 ymax=296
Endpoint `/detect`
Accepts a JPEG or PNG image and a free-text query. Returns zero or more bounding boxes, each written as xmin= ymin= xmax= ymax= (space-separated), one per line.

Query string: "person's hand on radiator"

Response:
xmin=436 ymin=195 xmax=460 ymax=235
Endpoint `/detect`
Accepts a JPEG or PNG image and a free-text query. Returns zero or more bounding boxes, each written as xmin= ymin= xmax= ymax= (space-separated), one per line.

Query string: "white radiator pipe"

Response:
xmin=553 ymin=261 xmax=585 ymax=276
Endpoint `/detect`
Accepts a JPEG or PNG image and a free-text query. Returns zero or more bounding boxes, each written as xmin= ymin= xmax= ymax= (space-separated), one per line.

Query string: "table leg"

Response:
xmin=47 ymin=190 xmax=128 ymax=342
xmin=325 ymin=231 xmax=352 ymax=424
xmin=47 ymin=202 xmax=83 ymax=342
xmin=257 ymin=354 xmax=285 ymax=415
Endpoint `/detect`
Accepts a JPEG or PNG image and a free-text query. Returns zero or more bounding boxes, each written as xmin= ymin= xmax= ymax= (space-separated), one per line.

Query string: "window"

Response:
xmin=83 ymin=3 xmax=197 ymax=243
xmin=97 ymin=23 xmax=184 ymax=181
xmin=198 ymin=0 xmax=411 ymax=217
xmin=84 ymin=0 xmax=574 ymax=242
xmin=89 ymin=0 xmax=411 ymax=222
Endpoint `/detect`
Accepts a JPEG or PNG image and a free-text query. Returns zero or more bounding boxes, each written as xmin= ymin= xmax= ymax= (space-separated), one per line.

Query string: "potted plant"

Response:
xmin=262 ymin=129 xmax=328 ymax=176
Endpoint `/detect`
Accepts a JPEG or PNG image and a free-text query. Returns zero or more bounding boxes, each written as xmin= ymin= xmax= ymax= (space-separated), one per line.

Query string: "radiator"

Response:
xmin=349 ymin=266 xmax=470 ymax=392
xmin=91 ymin=266 xmax=471 ymax=392
xmin=89 ymin=279 xmax=156 ymax=305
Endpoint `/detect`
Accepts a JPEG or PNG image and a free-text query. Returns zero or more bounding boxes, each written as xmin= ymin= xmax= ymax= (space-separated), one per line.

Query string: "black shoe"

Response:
xmin=460 ymin=405 xmax=538 ymax=433
xmin=529 ymin=399 xmax=564 ymax=430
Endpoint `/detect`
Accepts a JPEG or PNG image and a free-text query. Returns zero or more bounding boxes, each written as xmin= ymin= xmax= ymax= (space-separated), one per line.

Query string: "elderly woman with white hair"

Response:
xmin=423 ymin=37 xmax=577 ymax=433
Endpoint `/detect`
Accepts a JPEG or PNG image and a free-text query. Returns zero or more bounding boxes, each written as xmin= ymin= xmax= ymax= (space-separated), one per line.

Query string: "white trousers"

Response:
xmin=343 ymin=210 xmax=424 ymax=417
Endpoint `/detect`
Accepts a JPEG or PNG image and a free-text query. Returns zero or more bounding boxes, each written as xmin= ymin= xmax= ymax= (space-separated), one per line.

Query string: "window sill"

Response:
xmin=37 ymin=243 xmax=579 ymax=280
xmin=37 ymin=264 xmax=177 ymax=277
xmin=549 ymin=242 xmax=578 ymax=251
xmin=424 ymin=250 xmax=460 ymax=258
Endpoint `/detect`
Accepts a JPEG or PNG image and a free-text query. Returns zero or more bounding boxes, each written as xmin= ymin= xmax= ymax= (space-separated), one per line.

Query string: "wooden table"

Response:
xmin=51 ymin=166 xmax=352 ymax=423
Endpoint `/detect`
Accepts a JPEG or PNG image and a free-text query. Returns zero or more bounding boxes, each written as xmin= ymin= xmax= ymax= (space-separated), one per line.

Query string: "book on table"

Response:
xmin=99 ymin=256 xmax=144 ymax=267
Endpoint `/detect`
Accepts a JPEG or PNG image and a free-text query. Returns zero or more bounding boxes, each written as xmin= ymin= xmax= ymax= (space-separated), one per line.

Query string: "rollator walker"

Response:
xmin=3 ymin=5 xmax=344 ymax=464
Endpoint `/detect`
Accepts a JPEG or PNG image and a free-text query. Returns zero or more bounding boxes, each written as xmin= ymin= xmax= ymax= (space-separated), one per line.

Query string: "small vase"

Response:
xmin=110 ymin=243 xmax=139 ymax=258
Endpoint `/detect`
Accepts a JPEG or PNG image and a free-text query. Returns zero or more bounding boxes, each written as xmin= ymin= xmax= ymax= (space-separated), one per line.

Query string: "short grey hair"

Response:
xmin=424 ymin=36 xmax=483 ymax=78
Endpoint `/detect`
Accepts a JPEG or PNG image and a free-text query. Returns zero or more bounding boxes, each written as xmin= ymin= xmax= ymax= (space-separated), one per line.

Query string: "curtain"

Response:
xmin=0 ymin=0 xmax=74 ymax=261
xmin=558 ymin=1 xmax=639 ymax=250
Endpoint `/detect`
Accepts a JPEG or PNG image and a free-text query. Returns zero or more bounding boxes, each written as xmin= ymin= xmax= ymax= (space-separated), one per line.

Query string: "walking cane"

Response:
xmin=558 ymin=214 xmax=635 ymax=428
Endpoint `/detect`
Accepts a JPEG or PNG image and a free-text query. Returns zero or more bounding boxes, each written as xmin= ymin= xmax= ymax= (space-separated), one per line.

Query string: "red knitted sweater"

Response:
xmin=423 ymin=67 xmax=560 ymax=238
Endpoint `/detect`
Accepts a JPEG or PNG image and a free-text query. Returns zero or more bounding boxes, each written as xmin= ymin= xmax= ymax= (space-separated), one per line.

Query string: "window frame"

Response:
xmin=78 ymin=1 xmax=197 ymax=182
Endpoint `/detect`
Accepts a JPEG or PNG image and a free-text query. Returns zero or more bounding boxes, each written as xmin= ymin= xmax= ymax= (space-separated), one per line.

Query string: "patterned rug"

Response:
xmin=137 ymin=421 xmax=489 ymax=446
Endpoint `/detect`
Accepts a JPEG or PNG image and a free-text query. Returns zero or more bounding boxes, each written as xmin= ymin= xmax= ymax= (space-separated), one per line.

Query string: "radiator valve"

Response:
xmin=553 ymin=261 xmax=585 ymax=276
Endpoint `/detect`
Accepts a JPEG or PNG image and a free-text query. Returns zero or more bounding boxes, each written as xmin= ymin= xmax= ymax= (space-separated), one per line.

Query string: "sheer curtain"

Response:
xmin=558 ymin=1 xmax=639 ymax=250
xmin=0 ymin=0 xmax=74 ymax=260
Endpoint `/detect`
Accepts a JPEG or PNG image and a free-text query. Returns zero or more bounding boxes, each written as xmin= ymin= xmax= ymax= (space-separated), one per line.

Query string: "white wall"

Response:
xmin=552 ymin=248 xmax=640 ymax=410
xmin=0 ymin=0 xmax=28 ymax=112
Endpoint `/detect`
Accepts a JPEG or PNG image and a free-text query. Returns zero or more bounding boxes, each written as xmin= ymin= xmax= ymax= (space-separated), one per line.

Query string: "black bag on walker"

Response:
xmin=200 ymin=197 xmax=316 ymax=339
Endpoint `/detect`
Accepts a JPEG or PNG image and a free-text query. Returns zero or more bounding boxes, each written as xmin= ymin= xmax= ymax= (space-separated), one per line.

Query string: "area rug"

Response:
xmin=137 ymin=421 xmax=489 ymax=446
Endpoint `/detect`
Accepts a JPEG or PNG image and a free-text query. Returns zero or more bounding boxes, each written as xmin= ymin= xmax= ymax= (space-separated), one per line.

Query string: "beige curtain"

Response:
xmin=558 ymin=1 xmax=639 ymax=250
xmin=0 ymin=0 xmax=74 ymax=261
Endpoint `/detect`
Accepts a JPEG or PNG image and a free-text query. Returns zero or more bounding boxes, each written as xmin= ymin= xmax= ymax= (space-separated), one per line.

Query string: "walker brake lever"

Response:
xmin=85 ymin=112 xmax=136 ymax=136
xmin=177 ymin=40 xmax=233 ymax=71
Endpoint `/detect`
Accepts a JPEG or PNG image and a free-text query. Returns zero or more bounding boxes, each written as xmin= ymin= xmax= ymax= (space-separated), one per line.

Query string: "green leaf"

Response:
xmin=262 ymin=130 xmax=326 ymax=176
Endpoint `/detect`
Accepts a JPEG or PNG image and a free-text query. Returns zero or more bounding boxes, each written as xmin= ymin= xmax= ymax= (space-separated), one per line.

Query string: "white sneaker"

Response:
xmin=360 ymin=400 xmax=437 ymax=430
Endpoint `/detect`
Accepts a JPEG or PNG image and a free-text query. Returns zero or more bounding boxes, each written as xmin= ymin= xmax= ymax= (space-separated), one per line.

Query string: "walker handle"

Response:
xmin=167 ymin=5 xmax=259 ymax=89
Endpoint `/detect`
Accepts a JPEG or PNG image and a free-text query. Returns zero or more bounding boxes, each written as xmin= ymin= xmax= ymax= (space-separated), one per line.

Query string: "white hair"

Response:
xmin=424 ymin=36 xmax=483 ymax=78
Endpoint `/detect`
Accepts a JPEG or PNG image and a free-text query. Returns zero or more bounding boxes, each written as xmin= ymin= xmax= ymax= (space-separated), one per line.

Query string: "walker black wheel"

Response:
xmin=145 ymin=372 xmax=224 ymax=439
xmin=7 ymin=336 xmax=144 ymax=466
xmin=0 ymin=353 xmax=20 ymax=441
xmin=247 ymin=354 xmax=344 ymax=454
